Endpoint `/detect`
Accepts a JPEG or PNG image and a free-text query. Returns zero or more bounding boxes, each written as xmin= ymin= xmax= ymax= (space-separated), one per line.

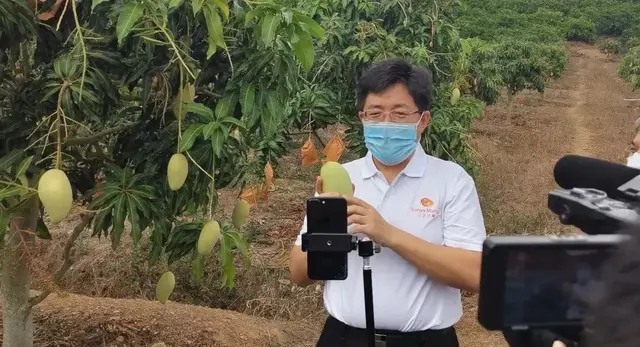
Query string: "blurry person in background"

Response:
xmin=626 ymin=117 xmax=640 ymax=168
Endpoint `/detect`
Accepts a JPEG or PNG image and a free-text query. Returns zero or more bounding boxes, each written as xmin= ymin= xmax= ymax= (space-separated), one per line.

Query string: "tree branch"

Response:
xmin=63 ymin=123 xmax=137 ymax=147
xmin=196 ymin=87 xmax=222 ymax=99
xmin=28 ymin=213 xmax=94 ymax=307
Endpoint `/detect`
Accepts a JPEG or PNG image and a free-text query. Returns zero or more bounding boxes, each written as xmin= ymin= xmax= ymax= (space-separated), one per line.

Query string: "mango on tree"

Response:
xmin=37 ymin=169 xmax=73 ymax=223
xmin=232 ymin=200 xmax=250 ymax=230
xmin=197 ymin=220 xmax=221 ymax=256
xmin=167 ymin=153 xmax=189 ymax=191
xmin=450 ymin=87 xmax=461 ymax=105
xmin=155 ymin=271 xmax=176 ymax=304
xmin=320 ymin=161 xmax=353 ymax=196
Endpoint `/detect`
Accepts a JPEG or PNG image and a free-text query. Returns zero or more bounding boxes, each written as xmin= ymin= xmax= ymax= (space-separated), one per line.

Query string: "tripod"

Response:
xmin=301 ymin=233 xmax=381 ymax=347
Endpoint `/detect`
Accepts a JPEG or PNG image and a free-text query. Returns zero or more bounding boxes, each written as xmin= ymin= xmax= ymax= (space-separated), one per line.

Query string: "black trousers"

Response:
xmin=316 ymin=316 xmax=460 ymax=347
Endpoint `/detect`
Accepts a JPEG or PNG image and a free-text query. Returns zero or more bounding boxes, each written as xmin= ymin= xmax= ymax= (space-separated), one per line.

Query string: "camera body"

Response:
xmin=478 ymin=182 xmax=640 ymax=346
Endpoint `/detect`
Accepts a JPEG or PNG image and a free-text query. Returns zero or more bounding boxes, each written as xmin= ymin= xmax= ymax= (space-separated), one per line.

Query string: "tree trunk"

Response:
xmin=2 ymin=196 xmax=39 ymax=347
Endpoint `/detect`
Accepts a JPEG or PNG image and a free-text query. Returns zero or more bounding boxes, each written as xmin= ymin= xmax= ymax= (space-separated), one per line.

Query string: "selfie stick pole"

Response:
xmin=300 ymin=231 xmax=379 ymax=347
xmin=358 ymin=237 xmax=377 ymax=347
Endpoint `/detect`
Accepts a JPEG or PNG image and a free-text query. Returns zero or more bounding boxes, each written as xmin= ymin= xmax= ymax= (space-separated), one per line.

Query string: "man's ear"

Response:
xmin=418 ymin=111 xmax=431 ymax=132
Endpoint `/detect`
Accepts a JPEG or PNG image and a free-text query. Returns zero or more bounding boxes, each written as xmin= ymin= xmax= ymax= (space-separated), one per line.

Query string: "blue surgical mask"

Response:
xmin=363 ymin=120 xmax=419 ymax=166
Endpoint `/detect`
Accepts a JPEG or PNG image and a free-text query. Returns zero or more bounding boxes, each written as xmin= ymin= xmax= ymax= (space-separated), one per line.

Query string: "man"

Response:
xmin=288 ymin=59 xmax=487 ymax=347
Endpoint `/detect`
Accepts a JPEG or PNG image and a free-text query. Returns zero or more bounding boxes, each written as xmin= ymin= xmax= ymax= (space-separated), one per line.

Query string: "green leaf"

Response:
xmin=0 ymin=150 xmax=23 ymax=172
xmin=17 ymin=175 xmax=29 ymax=196
xmin=92 ymin=0 xmax=110 ymax=12
xmin=282 ymin=9 xmax=293 ymax=24
xmin=293 ymin=32 xmax=314 ymax=71
xmin=185 ymin=103 xmax=215 ymax=121
xmin=265 ymin=92 xmax=282 ymax=122
xmin=211 ymin=129 xmax=225 ymax=157
xmin=0 ymin=209 xmax=9 ymax=246
xmin=203 ymin=4 xmax=225 ymax=58
xmin=261 ymin=13 xmax=282 ymax=46
xmin=239 ymin=83 xmax=255 ymax=115
xmin=116 ymin=2 xmax=144 ymax=46
xmin=212 ymin=0 xmax=229 ymax=21
xmin=221 ymin=116 xmax=246 ymax=130
xmin=127 ymin=195 xmax=142 ymax=246
xmin=192 ymin=0 xmax=205 ymax=15
xmin=15 ymin=156 xmax=33 ymax=180
xmin=127 ymin=192 xmax=152 ymax=219
xmin=36 ymin=218 xmax=51 ymax=240
xmin=191 ymin=253 xmax=204 ymax=283
xmin=168 ymin=0 xmax=184 ymax=10
xmin=218 ymin=230 xmax=235 ymax=288
xmin=215 ymin=93 xmax=237 ymax=119
xmin=179 ymin=124 xmax=206 ymax=152
xmin=226 ymin=230 xmax=250 ymax=266
xmin=110 ymin=196 xmax=127 ymax=249
xmin=293 ymin=12 xmax=325 ymax=38
xmin=244 ymin=8 xmax=263 ymax=27
xmin=202 ymin=122 xmax=218 ymax=140
xmin=0 ymin=186 xmax=22 ymax=201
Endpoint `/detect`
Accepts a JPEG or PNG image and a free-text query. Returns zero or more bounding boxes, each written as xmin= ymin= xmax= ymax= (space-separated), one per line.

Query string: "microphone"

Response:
xmin=553 ymin=155 xmax=640 ymax=201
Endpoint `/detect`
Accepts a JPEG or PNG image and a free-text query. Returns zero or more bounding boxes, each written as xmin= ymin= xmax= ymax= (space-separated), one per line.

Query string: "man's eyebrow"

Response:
xmin=365 ymin=103 xmax=412 ymax=109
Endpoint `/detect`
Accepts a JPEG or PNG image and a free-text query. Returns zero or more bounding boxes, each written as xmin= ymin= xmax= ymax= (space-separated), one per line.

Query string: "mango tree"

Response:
xmin=0 ymin=0 xmax=321 ymax=346
xmin=619 ymin=45 xmax=640 ymax=90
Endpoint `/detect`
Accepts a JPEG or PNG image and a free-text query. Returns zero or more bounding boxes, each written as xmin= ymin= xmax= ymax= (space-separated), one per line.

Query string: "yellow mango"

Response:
xmin=155 ymin=271 xmax=175 ymax=304
xmin=450 ymin=87 xmax=461 ymax=105
xmin=167 ymin=153 xmax=188 ymax=191
xmin=320 ymin=161 xmax=353 ymax=196
xmin=37 ymin=169 xmax=73 ymax=223
xmin=197 ymin=220 xmax=221 ymax=256
xmin=232 ymin=200 xmax=250 ymax=229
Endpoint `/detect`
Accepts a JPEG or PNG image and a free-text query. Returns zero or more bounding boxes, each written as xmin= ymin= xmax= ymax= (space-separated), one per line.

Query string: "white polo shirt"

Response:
xmin=294 ymin=144 xmax=486 ymax=332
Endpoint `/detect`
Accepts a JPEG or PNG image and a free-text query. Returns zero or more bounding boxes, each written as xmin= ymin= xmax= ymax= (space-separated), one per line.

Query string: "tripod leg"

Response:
xmin=363 ymin=259 xmax=375 ymax=347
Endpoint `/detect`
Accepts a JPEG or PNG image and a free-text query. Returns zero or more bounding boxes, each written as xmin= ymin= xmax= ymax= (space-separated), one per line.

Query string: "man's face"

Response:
xmin=359 ymin=83 xmax=430 ymax=137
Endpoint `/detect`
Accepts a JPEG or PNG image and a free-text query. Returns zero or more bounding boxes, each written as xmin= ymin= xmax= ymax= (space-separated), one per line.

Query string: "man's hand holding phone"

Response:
xmin=314 ymin=176 xmax=398 ymax=246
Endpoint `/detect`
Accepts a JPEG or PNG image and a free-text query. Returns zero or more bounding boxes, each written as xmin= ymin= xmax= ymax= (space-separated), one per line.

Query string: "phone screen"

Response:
xmin=306 ymin=197 xmax=348 ymax=281
xmin=502 ymin=247 xmax=614 ymax=326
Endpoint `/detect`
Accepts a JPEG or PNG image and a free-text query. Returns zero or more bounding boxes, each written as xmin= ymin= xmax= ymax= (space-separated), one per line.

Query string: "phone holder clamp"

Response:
xmin=301 ymin=233 xmax=381 ymax=347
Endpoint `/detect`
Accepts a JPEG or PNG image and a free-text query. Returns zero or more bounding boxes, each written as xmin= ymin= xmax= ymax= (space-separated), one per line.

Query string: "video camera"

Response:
xmin=477 ymin=155 xmax=640 ymax=346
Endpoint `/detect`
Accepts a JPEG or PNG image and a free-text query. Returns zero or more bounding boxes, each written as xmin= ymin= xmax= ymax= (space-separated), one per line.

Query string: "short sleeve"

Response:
xmin=294 ymin=216 xmax=308 ymax=247
xmin=294 ymin=191 xmax=319 ymax=247
xmin=442 ymin=170 xmax=486 ymax=252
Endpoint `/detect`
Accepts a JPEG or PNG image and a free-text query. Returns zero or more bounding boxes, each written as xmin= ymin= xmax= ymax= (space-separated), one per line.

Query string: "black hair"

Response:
xmin=584 ymin=230 xmax=640 ymax=347
xmin=355 ymin=58 xmax=434 ymax=112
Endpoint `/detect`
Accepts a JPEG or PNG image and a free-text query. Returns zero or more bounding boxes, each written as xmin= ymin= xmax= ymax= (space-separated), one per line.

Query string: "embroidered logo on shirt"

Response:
xmin=420 ymin=197 xmax=434 ymax=207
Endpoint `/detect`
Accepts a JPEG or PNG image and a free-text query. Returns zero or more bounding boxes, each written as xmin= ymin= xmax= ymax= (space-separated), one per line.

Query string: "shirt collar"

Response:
xmin=362 ymin=144 xmax=428 ymax=179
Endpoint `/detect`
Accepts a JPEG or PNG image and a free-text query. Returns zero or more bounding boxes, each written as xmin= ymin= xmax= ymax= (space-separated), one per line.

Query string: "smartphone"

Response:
xmin=305 ymin=196 xmax=349 ymax=280
xmin=477 ymin=234 xmax=627 ymax=331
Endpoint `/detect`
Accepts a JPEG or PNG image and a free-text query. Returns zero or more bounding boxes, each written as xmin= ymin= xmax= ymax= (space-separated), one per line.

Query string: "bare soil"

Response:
xmin=6 ymin=43 xmax=639 ymax=347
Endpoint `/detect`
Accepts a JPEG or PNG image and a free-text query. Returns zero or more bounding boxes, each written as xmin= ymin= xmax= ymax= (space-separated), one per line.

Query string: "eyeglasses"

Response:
xmin=359 ymin=110 xmax=421 ymax=123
